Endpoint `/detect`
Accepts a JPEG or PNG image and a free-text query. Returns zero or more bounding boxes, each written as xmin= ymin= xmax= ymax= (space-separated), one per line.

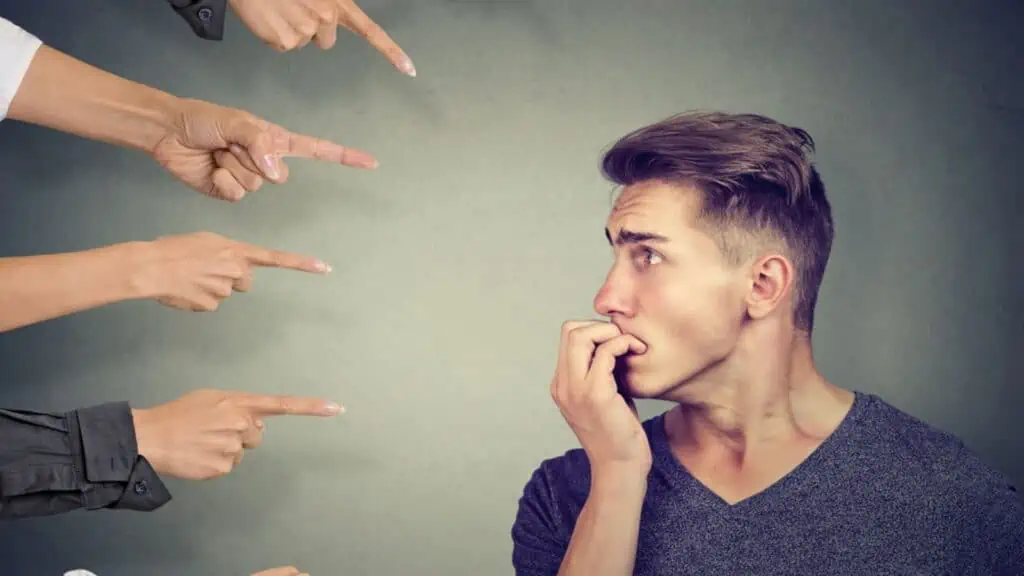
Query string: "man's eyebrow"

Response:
xmin=605 ymin=228 xmax=671 ymax=245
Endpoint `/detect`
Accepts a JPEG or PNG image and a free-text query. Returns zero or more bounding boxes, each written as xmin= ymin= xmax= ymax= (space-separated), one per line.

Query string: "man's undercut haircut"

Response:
xmin=600 ymin=110 xmax=835 ymax=333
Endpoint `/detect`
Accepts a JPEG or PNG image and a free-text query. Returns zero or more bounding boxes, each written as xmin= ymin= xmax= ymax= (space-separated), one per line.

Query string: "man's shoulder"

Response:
xmin=854 ymin=393 xmax=1017 ymax=497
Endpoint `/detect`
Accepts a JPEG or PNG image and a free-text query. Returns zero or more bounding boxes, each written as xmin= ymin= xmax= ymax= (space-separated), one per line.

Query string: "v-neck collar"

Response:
xmin=647 ymin=391 xmax=870 ymax=512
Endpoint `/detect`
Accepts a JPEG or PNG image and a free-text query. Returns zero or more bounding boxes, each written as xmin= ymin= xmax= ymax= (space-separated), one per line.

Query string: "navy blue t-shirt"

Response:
xmin=511 ymin=392 xmax=1024 ymax=574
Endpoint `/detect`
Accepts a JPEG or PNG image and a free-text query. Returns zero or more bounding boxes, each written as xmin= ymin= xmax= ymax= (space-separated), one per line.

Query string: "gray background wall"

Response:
xmin=0 ymin=1 xmax=1020 ymax=574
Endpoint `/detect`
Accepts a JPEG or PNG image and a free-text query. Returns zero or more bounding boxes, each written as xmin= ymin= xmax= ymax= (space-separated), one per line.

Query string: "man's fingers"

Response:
xmin=234 ymin=393 xmax=344 ymax=417
xmin=556 ymin=320 xmax=599 ymax=388
xmin=589 ymin=334 xmax=646 ymax=379
xmin=239 ymin=243 xmax=332 ymax=274
xmin=564 ymin=322 xmax=624 ymax=383
xmin=338 ymin=3 xmax=415 ymax=77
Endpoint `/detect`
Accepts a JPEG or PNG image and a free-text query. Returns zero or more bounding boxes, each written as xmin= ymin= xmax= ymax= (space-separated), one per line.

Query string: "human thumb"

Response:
xmin=221 ymin=116 xmax=282 ymax=182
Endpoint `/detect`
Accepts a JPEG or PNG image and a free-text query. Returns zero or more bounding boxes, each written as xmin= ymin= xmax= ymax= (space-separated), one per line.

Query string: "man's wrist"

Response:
xmin=590 ymin=463 xmax=650 ymax=501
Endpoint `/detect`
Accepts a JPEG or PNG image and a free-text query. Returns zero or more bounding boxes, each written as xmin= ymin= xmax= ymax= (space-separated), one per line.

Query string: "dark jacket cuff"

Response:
xmin=168 ymin=0 xmax=227 ymax=41
xmin=76 ymin=401 xmax=138 ymax=483
xmin=109 ymin=456 xmax=172 ymax=512
xmin=72 ymin=402 xmax=172 ymax=512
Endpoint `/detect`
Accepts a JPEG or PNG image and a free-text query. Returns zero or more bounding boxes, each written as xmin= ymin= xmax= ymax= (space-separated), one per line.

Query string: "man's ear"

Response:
xmin=746 ymin=253 xmax=794 ymax=321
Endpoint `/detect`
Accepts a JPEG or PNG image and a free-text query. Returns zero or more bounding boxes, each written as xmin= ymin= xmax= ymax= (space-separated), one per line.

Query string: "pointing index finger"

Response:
xmin=268 ymin=125 xmax=378 ymax=169
xmin=340 ymin=4 xmax=416 ymax=77
xmin=239 ymin=243 xmax=331 ymax=274
xmin=235 ymin=393 xmax=344 ymax=417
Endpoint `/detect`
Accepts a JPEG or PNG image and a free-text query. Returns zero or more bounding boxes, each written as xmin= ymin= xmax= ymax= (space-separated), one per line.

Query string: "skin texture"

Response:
xmin=551 ymin=180 xmax=854 ymax=575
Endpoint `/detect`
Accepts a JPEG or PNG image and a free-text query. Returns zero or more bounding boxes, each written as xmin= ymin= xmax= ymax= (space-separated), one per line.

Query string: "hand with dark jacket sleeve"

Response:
xmin=165 ymin=0 xmax=416 ymax=76
xmin=0 ymin=389 xmax=342 ymax=519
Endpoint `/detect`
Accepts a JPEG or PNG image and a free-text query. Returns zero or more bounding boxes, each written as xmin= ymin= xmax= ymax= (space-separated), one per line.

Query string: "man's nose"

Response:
xmin=593 ymin=268 xmax=633 ymax=318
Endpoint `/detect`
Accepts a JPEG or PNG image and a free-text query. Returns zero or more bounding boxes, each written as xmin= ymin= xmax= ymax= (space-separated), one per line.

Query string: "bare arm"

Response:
xmin=0 ymin=242 xmax=147 ymax=332
xmin=558 ymin=468 xmax=648 ymax=576
xmin=7 ymin=44 xmax=179 ymax=154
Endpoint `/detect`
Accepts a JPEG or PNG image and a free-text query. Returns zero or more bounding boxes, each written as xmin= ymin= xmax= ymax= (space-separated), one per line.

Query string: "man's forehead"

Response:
xmin=607 ymin=180 xmax=698 ymax=231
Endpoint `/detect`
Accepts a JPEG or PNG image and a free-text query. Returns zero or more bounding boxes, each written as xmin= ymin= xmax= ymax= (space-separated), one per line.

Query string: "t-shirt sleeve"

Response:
xmin=978 ymin=482 xmax=1024 ymax=573
xmin=0 ymin=17 xmax=43 ymax=122
xmin=511 ymin=461 xmax=571 ymax=576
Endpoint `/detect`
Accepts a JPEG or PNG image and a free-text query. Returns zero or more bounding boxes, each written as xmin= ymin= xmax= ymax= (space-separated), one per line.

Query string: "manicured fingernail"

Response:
xmin=314 ymin=260 xmax=332 ymax=274
xmin=398 ymin=55 xmax=416 ymax=77
xmin=255 ymin=420 xmax=265 ymax=429
xmin=324 ymin=402 xmax=343 ymax=415
xmin=262 ymin=154 xmax=280 ymax=180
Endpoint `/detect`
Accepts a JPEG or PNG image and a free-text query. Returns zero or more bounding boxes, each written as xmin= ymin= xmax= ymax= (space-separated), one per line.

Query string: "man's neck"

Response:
xmin=664 ymin=325 xmax=853 ymax=464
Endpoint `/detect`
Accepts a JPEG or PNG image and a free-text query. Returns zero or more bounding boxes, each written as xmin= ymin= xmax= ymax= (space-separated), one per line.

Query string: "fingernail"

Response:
xmin=255 ymin=420 xmax=265 ymax=429
xmin=324 ymin=402 xmax=343 ymax=415
xmin=399 ymin=55 xmax=416 ymax=77
xmin=314 ymin=260 xmax=332 ymax=274
xmin=262 ymin=154 xmax=280 ymax=180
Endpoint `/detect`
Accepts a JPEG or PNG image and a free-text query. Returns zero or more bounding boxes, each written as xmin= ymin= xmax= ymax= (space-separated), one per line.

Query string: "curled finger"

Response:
xmin=315 ymin=21 xmax=337 ymax=49
xmin=214 ymin=149 xmax=264 ymax=194
xmin=589 ymin=334 xmax=647 ymax=380
xmin=565 ymin=322 xmax=624 ymax=385
xmin=241 ymin=419 xmax=264 ymax=449
xmin=210 ymin=167 xmax=248 ymax=202
xmin=199 ymin=276 xmax=235 ymax=300
xmin=233 ymin=271 xmax=254 ymax=293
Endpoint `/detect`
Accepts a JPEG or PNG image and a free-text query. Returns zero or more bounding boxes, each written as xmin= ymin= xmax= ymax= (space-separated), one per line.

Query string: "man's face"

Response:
xmin=594 ymin=180 xmax=750 ymax=400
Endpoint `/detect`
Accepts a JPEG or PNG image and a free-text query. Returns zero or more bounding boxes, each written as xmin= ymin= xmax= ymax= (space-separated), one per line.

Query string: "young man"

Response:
xmin=511 ymin=111 xmax=1023 ymax=575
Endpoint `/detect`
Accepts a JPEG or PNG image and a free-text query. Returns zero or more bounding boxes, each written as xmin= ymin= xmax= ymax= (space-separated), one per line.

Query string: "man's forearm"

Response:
xmin=558 ymin=470 xmax=648 ymax=576
xmin=6 ymin=45 xmax=180 ymax=154
xmin=0 ymin=242 xmax=149 ymax=332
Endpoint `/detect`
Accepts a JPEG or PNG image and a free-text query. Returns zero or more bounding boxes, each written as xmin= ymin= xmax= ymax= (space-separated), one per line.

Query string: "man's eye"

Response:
xmin=635 ymin=247 xmax=662 ymax=267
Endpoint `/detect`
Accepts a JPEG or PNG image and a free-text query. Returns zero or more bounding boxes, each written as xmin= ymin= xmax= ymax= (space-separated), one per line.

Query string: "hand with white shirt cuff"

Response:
xmin=0 ymin=16 xmax=377 ymax=202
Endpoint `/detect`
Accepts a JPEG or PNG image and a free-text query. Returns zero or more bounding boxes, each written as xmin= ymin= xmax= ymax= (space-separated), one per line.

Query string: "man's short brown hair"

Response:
xmin=600 ymin=111 xmax=835 ymax=333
